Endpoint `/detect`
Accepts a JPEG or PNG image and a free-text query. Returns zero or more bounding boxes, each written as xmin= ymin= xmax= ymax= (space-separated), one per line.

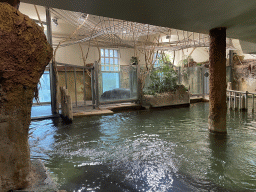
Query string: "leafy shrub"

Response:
xmin=144 ymin=63 xmax=178 ymax=95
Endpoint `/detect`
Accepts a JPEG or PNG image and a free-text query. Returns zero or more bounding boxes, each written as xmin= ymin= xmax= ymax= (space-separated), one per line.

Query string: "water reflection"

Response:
xmin=208 ymin=133 xmax=230 ymax=189
xmin=29 ymin=103 xmax=256 ymax=191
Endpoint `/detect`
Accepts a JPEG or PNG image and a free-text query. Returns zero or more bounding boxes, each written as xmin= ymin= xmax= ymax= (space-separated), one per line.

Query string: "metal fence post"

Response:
xmin=239 ymin=92 xmax=242 ymax=110
xmin=191 ymin=77 xmax=194 ymax=95
xmin=178 ymin=66 xmax=181 ymax=84
xmin=46 ymin=7 xmax=57 ymax=114
xmin=65 ymin=65 xmax=68 ymax=89
xmin=234 ymin=92 xmax=237 ymax=110
xmin=95 ymin=61 xmax=99 ymax=108
xmin=228 ymin=91 xmax=231 ymax=109
xmin=74 ymin=67 xmax=77 ymax=107
xmin=91 ymin=66 xmax=95 ymax=109
xmin=229 ymin=50 xmax=234 ymax=83
xmin=202 ymin=67 xmax=205 ymax=98
xmin=246 ymin=91 xmax=248 ymax=111
xmin=137 ymin=64 xmax=142 ymax=103
xmin=83 ymin=67 xmax=86 ymax=105
xmin=253 ymin=94 xmax=255 ymax=112
xmin=129 ymin=66 xmax=133 ymax=98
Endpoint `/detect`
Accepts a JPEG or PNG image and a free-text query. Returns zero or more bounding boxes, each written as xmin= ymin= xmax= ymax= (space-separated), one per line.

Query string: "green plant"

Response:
xmin=144 ymin=63 xmax=178 ymax=95
xmin=130 ymin=56 xmax=138 ymax=65
xmin=157 ymin=53 xmax=172 ymax=65
xmin=179 ymin=56 xmax=193 ymax=67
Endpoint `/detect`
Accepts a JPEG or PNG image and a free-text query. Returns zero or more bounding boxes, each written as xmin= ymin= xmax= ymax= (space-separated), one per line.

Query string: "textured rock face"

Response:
xmin=208 ymin=28 xmax=227 ymax=133
xmin=142 ymin=85 xmax=190 ymax=108
xmin=0 ymin=3 xmax=53 ymax=191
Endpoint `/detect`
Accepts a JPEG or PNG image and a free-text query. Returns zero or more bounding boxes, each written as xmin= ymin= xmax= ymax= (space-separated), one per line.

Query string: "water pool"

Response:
xmin=29 ymin=102 xmax=256 ymax=191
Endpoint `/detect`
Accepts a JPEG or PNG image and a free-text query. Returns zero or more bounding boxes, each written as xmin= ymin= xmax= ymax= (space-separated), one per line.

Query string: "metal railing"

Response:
xmin=226 ymin=90 xmax=256 ymax=111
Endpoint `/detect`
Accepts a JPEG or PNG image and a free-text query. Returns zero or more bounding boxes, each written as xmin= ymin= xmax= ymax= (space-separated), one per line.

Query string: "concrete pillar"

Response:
xmin=208 ymin=27 xmax=227 ymax=133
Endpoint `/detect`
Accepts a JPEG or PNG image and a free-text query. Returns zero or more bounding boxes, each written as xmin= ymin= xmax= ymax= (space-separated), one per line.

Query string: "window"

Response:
xmin=153 ymin=53 xmax=161 ymax=68
xmin=101 ymin=49 xmax=119 ymax=72
xmin=100 ymin=49 xmax=120 ymax=93
xmin=33 ymin=70 xmax=51 ymax=103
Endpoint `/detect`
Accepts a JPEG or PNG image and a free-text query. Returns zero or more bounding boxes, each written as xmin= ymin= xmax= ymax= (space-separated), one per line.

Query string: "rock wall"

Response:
xmin=0 ymin=3 xmax=53 ymax=191
xmin=233 ymin=59 xmax=256 ymax=93
xmin=142 ymin=85 xmax=190 ymax=107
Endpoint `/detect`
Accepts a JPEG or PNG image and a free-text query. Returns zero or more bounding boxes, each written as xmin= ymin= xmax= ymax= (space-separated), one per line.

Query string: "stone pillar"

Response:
xmin=0 ymin=3 xmax=53 ymax=191
xmin=208 ymin=27 xmax=227 ymax=133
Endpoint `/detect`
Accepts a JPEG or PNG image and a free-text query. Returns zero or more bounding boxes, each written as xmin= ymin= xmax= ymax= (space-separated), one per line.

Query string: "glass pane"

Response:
xmin=101 ymin=66 xmax=105 ymax=71
xmin=114 ymin=66 xmax=118 ymax=71
xmin=101 ymin=58 xmax=104 ymax=64
xmin=154 ymin=53 xmax=158 ymax=59
xmin=110 ymin=66 xmax=114 ymax=71
xmin=33 ymin=72 xmax=51 ymax=103
xmin=105 ymin=49 xmax=109 ymax=57
xmin=105 ymin=58 xmax=109 ymax=64
xmin=106 ymin=66 xmax=109 ymax=71
xmin=114 ymin=50 xmax=118 ymax=57
xmin=110 ymin=58 xmax=114 ymax=64
xmin=102 ymin=72 xmax=120 ymax=93
xmin=101 ymin=49 xmax=104 ymax=57
xmin=110 ymin=50 xmax=113 ymax=57
xmin=114 ymin=59 xmax=118 ymax=64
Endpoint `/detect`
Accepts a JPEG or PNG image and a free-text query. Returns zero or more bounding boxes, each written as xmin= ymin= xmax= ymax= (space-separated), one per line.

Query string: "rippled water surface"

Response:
xmin=29 ymin=102 xmax=256 ymax=191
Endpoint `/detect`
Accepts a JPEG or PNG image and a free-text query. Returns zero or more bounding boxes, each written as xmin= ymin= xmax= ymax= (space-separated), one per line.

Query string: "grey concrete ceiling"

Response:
xmin=21 ymin=0 xmax=256 ymax=51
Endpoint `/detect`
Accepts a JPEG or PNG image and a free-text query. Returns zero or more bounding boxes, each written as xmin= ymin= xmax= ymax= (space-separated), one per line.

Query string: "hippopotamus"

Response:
xmin=100 ymin=88 xmax=131 ymax=101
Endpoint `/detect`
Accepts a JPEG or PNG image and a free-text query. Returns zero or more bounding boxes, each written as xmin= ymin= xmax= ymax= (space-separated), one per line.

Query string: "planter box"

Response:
xmin=142 ymin=85 xmax=190 ymax=108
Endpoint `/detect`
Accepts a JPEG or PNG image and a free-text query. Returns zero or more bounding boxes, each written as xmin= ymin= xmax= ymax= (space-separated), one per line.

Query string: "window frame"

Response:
xmin=100 ymin=48 xmax=120 ymax=72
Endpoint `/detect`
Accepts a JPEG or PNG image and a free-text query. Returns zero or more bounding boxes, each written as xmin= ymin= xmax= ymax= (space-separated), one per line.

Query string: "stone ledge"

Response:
xmin=142 ymin=86 xmax=190 ymax=108
xmin=14 ymin=159 xmax=61 ymax=192
xmin=73 ymin=109 xmax=114 ymax=117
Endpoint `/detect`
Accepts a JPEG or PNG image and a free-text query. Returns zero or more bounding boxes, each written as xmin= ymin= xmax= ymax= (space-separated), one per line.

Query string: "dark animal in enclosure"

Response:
xmin=100 ymin=88 xmax=131 ymax=101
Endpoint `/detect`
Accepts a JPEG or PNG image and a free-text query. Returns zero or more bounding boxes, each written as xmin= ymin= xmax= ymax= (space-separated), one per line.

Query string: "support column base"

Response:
xmin=208 ymin=117 xmax=227 ymax=134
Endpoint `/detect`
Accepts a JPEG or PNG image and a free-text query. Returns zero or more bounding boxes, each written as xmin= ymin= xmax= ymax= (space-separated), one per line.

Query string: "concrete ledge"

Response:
xmin=73 ymin=109 xmax=114 ymax=117
xmin=142 ymin=86 xmax=190 ymax=108
xmin=31 ymin=114 xmax=60 ymax=121
xmin=145 ymin=103 xmax=190 ymax=110
xmin=71 ymin=96 xmax=209 ymax=118
xmin=190 ymin=96 xmax=209 ymax=103
xmin=107 ymin=103 xmax=144 ymax=112
xmin=15 ymin=159 xmax=60 ymax=192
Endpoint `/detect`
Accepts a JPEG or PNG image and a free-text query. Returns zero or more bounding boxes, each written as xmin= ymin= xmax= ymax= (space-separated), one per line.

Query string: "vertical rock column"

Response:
xmin=208 ymin=27 xmax=227 ymax=133
xmin=0 ymin=3 xmax=53 ymax=191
